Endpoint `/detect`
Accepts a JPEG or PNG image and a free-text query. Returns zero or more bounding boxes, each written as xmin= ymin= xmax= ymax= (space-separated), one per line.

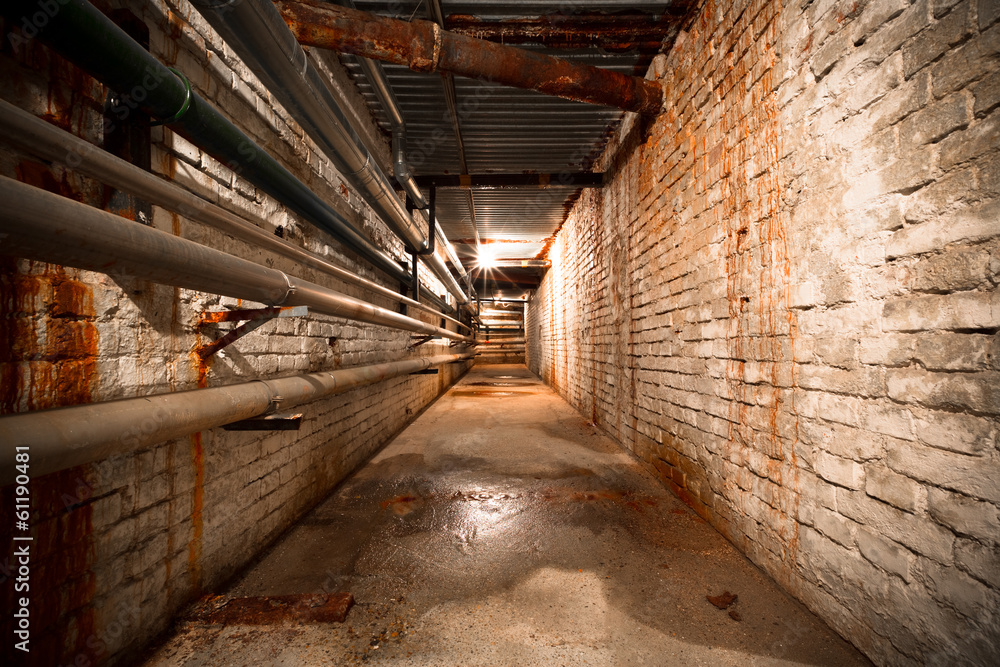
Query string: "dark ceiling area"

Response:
xmin=338 ymin=0 xmax=693 ymax=299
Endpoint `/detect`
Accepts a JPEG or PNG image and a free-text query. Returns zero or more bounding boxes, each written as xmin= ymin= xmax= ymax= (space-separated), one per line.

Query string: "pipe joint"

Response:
xmin=274 ymin=271 xmax=296 ymax=305
xmin=409 ymin=20 xmax=442 ymax=72
xmin=150 ymin=68 xmax=193 ymax=127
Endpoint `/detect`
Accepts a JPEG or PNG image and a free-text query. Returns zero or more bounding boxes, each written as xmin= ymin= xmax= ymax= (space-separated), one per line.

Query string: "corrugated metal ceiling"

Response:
xmin=337 ymin=0 xmax=681 ymax=272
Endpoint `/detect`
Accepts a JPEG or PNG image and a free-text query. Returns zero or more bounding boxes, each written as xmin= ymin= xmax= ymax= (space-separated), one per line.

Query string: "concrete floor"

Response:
xmin=142 ymin=365 xmax=870 ymax=666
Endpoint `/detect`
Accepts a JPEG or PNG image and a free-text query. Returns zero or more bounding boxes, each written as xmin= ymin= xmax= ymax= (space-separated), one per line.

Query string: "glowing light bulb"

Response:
xmin=477 ymin=246 xmax=497 ymax=269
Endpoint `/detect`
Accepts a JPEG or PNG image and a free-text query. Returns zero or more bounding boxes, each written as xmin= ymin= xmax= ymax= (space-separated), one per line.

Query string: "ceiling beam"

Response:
xmin=275 ymin=0 xmax=664 ymax=115
xmin=443 ymin=13 xmax=671 ymax=53
xmin=415 ymin=173 xmax=603 ymax=189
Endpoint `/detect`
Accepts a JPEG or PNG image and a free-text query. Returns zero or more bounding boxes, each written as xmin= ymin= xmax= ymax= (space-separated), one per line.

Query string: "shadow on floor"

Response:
xmin=142 ymin=364 xmax=870 ymax=667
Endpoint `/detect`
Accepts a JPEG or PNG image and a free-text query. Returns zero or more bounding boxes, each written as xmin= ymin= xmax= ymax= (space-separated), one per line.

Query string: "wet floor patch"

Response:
xmin=141 ymin=364 xmax=871 ymax=667
xmin=450 ymin=390 xmax=520 ymax=397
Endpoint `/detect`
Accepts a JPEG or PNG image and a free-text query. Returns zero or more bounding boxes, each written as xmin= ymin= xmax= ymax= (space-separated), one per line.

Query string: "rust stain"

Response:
xmin=1 ymin=167 xmax=99 ymax=415
xmin=189 ymin=432 xmax=205 ymax=592
xmin=381 ymin=495 xmax=423 ymax=516
xmin=186 ymin=593 xmax=354 ymax=625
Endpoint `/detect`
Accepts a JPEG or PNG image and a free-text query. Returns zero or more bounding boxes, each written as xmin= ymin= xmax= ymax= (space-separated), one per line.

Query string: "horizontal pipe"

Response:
xmin=0 ymin=0 xmax=439 ymax=303
xmin=190 ymin=0 xmax=469 ymax=306
xmin=189 ymin=0 xmax=429 ymax=253
xmin=0 ymin=176 xmax=472 ymax=342
xmin=0 ymin=353 xmax=472 ymax=484
xmin=0 ymin=100 xmax=470 ymax=332
xmin=276 ymin=0 xmax=664 ymax=115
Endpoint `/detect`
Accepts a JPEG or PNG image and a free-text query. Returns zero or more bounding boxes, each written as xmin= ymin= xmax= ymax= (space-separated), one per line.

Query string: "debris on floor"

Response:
xmin=706 ymin=591 xmax=738 ymax=610
xmin=185 ymin=593 xmax=355 ymax=625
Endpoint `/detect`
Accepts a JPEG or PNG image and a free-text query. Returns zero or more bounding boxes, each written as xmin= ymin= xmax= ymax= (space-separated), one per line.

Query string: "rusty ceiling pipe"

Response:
xmin=274 ymin=0 xmax=664 ymax=115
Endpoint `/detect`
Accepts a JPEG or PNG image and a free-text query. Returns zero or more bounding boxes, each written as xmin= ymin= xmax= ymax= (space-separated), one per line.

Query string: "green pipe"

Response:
xmin=1 ymin=0 xmax=453 ymax=312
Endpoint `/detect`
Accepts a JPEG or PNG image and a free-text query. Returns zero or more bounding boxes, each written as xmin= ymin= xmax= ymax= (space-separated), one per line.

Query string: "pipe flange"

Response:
xmin=150 ymin=68 xmax=193 ymax=126
xmin=276 ymin=271 xmax=296 ymax=305
xmin=409 ymin=22 xmax=442 ymax=72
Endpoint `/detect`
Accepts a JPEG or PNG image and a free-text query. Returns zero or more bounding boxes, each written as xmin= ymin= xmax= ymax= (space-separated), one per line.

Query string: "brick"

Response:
xmin=939 ymin=108 xmax=1000 ymax=168
xmin=902 ymin=167 xmax=978 ymax=223
xmin=887 ymin=441 xmax=1000 ymax=502
xmin=837 ymin=488 xmax=956 ymax=563
xmin=980 ymin=0 xmax=1000 ymax=28
xmin=927 ymin=487 xmax=1000 ymax=538
xmin=866 ymin=464 xmax=925 ymax=511
xmin=930 ymin=22 xmax=1000 ymax=98
xmin=910 ymin=243 xmax=995 ymax=292
xmin=815 ymin=451 xmax=866 ymax=489
xmin=887 ymin=368 xmax=1000 ymax=413
xmin=911 ymin=332 xmax=992 ymax=370
xmin=902 ymin=0 xmax=974 ymax=77
xmin=886 ymin=199 xmax=1000 ymax=258
xmin=919 ymin=559 xmax=993 ymax=618
xmin=859 ymin=334 xmax=916 ymax=366
xmin=882 ymin=289 xmax=1000 ymax=331
xmin=814 ymin=505 xmax=858 ymax=546
xmin=912 ymin=408 xmax=999 ymax=455
xmin=955 ymin=538 xmax=1000 ymax=586
xmin=971 ymin=70 xmax=1000 ymax=116
xmin=857 ymin=526 xmax=914 ymax=580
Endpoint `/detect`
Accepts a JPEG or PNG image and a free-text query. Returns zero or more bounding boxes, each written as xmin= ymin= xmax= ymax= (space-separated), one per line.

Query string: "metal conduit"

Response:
xmin=0 ymin=352 xmax=473 ymax=485
xmin=0 ymin=0 xmax=456 ymax=311
xmin=353 ymin=55 xmax=468 ymax=279
xmin=189 ymin=0 xmax=469 ymax=305
xmin=0 ymin=100 xmax=470 ymax=332
xmin=0 ymin=177 xmax=473 ymax=342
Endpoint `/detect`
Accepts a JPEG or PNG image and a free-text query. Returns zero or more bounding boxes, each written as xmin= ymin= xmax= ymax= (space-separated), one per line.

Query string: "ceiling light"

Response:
xmin=477 ymin=246 xmax=497 ymax=270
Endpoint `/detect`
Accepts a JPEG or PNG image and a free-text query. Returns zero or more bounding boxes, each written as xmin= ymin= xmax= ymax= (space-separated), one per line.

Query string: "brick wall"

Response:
xmin=527 ymin=0 xmax=999 ymax=663
xmin=0 ymin=0 xmax=471 ymax=664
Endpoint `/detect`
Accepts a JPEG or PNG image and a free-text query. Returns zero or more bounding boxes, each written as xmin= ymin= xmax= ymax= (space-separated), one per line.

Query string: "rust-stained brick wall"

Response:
xmin=0 ymin=0 xmax=470 ymax=664
xmin=527 ymin=0 xmax=999 ymax=663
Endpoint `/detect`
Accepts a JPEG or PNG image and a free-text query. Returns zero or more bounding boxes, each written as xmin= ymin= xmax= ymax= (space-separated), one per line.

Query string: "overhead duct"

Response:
xmin=275 ymin=0 xmax=665 ymax=115
xmin=0 ymin=0 xmax=453 ymax=310
xmin=0 ymin=99 xmax=470 ymax=332
xmin=0 ymin=176 xmax=472 ymax=342
xmin=189 ymin=0 xmax=469 ymax=305
xmin=0 ymin=352 xmax=473 ymax=485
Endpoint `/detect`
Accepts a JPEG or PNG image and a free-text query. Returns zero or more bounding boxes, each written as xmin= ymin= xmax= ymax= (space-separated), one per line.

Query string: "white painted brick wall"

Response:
xmin=528 ymin=0 xmax=1000 ymax=664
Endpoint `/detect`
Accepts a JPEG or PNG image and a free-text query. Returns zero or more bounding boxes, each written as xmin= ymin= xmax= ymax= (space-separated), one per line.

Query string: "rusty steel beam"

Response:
xmin=415 ymin=173 xmax=604 ymax=189
xmin=444 ymin=13 xmax=670 ymax=52
xmin=274 ymin=0 xmax=664 ymax=115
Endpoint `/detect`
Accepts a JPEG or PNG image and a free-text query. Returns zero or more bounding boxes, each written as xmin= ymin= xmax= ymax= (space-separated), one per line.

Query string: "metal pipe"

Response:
xmin=190 ymin=0 xmax=426 ymax=249
xmin=189 ymin=0 xmax=469 ymax=305
xmin=0 ymin=352 xmax=473 ymax=484
xmin=275 ymin=0 xmax=664 ymax=115
xmin=0 ymin=99 xmax=471 ymax=332
xmin=0 ymin=0 xmax=439 ymax=306
xmin=427 ymin=0 xmax=482 ymax=256
xmin=0 ymin=176 xmax=473 ymax=342
xmin=353 ymin=55 xmax=468 ymax=281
